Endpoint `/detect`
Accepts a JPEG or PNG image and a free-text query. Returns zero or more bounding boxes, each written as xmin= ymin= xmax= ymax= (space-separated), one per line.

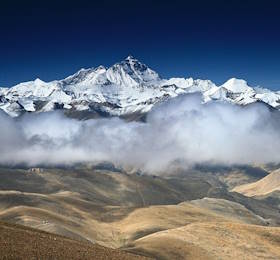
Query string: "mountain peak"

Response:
xmin=221 ymin=78 xmax=252 ymax=93
xmin=122 ymin=55 xmax=143 ymax=66
xmin=34 ymin=78 xmax=45 ymax=84
xmin=125 ymin=55 xmax=137 ymax=61
xmin=108 ymin=56 xmax=160 ymax=85
xmin=226 ymin=78 xmax=247 ymax=84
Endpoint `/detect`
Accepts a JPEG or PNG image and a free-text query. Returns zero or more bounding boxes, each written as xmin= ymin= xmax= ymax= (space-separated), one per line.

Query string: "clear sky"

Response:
xmin=1 ymin=0 xmax=280 ymax=90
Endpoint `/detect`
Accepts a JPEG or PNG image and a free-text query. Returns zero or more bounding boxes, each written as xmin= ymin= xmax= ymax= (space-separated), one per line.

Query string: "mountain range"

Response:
xmin=1 ymin=55 xmax=280 ymax=118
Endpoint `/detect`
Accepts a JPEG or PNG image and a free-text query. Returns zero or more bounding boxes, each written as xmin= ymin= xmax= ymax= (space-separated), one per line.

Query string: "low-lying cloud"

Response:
xmin=1 ymin=94 xmax=280 ymax=172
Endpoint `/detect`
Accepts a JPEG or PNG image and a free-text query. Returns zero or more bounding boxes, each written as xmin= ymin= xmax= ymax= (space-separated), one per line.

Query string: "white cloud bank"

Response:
xmin=0 ymin=94 xmax=280 ymax=172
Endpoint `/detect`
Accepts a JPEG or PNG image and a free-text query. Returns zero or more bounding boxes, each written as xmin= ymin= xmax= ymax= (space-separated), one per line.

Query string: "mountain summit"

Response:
xmin=221 ymin=78 xmax=253 ymax=93
xmin=0 ymin=56 xmax=279 ymax=117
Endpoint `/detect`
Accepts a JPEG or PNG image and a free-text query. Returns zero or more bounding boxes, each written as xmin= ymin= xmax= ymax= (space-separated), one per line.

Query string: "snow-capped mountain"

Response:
xmin=0 ymin=55 xmax=279 ymax=118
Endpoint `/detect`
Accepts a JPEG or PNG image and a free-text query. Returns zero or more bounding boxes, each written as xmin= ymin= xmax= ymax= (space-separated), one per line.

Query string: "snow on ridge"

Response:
xmin=0 ymin=56 xmax=280 ymax=117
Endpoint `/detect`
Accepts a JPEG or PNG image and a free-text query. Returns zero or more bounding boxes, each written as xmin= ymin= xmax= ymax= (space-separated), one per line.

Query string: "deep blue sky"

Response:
xmin=1 ymin=0 xmax=280 ymax=89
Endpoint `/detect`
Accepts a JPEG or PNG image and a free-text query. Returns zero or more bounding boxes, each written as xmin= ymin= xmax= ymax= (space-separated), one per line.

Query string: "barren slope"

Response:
xmin=125 ymin=222 xmax=280 ymax=260
xmin=233 ymin=168 xmax=280 ymax=196
xmin=0 ymin=221 xmax=148 ymax=260
xmin=1 ymin=166 xmax=280 ymax=259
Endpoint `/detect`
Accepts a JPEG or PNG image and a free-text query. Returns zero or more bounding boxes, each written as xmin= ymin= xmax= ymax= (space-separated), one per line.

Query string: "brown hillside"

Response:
xmin=233 ymin=169 xmax=280 ymax=196
xmin=0 ymin=221 xmax=148 ymax=260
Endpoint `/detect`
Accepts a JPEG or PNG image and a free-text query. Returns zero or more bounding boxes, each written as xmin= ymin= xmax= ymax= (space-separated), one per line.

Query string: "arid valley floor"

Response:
xmin=0 ymin=164 xmax=280 ymax=259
